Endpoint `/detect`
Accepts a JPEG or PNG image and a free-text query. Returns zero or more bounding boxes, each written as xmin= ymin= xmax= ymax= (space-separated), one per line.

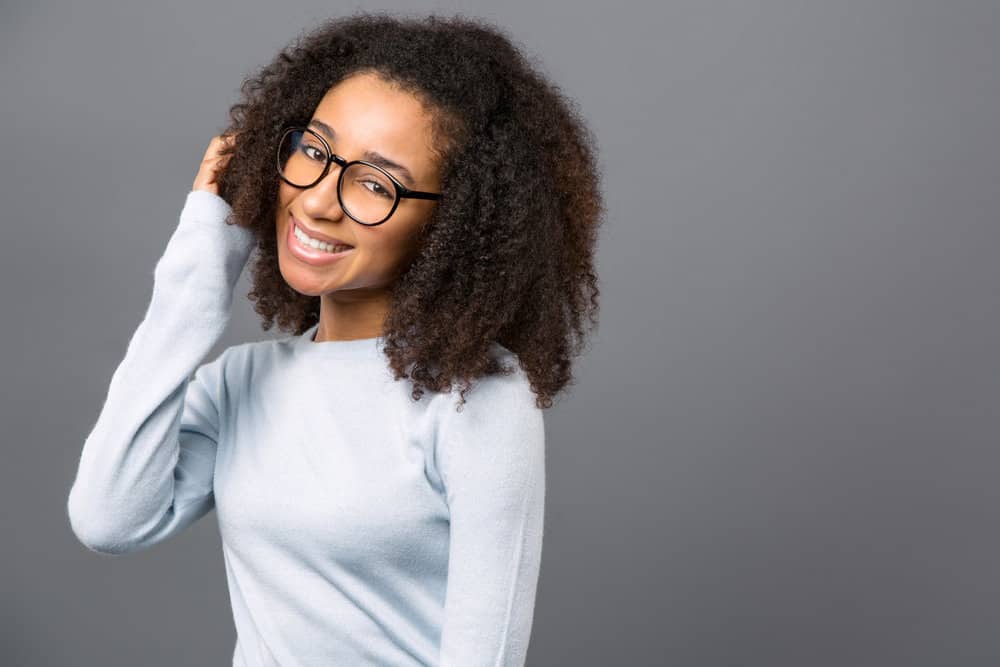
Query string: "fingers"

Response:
xmin=192 ymin=132 xmax=241 ymax=196
xmin=217 ymin=130 xmax=240 ymax=150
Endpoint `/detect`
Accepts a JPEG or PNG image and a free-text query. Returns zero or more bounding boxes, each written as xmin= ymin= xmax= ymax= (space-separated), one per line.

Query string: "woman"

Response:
xmin=67 ymin=12 xmax=603 ymax=667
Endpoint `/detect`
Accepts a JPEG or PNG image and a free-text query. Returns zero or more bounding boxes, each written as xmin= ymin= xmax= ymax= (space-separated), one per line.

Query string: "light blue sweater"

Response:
xmin=67 ymin=190 xmax=546 ymax=667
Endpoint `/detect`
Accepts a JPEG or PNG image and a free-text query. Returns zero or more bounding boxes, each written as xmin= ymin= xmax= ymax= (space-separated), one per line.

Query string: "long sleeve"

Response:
xmin=67 ymin=190 xmax=255 ymax=556
xmin=434 ymin=372 xmax=547 ymax=667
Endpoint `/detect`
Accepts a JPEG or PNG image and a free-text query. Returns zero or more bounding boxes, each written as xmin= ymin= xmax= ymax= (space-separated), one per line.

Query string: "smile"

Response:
xmin=287 ymin=219 xmax=355 ymax=266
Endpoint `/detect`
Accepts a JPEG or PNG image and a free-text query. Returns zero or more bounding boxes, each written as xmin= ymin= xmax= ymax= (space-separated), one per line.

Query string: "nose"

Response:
xmin=299 ymin=164 xmax=348 ymax=222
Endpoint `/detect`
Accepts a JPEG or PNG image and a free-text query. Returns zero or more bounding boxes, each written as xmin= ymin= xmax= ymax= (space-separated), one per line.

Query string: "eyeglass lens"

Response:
xmin=278 ymin=129 xmax=398 ymax=224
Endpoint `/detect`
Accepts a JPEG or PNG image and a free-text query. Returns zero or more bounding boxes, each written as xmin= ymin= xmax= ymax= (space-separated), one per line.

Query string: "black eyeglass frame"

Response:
xmin=276 ymin=126 xmax=443 ymax=227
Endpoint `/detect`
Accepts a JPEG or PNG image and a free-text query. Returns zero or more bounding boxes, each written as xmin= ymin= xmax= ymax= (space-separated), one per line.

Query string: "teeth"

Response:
xmin=294 ymin=224 xmax=352 ymax=253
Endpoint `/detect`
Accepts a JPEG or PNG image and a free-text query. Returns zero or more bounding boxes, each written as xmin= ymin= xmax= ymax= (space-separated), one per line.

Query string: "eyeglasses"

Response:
xmin=276 ymin=126 xmax=442 ymax=226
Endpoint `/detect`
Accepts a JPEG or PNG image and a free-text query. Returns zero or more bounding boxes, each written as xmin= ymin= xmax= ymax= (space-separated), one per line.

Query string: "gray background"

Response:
xmin=2 ymin=1 xmax=999 ymax=665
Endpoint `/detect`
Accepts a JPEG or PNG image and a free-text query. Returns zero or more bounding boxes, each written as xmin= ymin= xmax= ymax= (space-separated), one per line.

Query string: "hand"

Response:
xmin=192 ymin=133 xmax=239 ymax=196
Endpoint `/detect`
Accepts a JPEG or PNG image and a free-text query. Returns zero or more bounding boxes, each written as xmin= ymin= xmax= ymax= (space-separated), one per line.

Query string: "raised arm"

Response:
xmin=435 ymin=371 xmax=547 ymax=666
xmin=66 ymin=182 xmax=254 ymax=555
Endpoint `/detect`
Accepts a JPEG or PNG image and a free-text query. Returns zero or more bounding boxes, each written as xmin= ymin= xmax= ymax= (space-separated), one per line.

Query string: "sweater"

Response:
xmin=66 ymin=190 xmax=546 ymax=667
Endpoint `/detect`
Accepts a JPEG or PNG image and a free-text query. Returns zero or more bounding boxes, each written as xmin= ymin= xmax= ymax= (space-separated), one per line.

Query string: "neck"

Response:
xmin=314 ymin=289 xmax=390 ymax=342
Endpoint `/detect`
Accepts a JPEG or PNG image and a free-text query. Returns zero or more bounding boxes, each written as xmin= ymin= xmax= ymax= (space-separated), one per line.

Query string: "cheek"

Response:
xmin=276 ymin=184 xmax=296 ymax=214
xmin=387 ymin=235 xmax=426 ymax=273
xmin=376 ymin=224 xmax=420 ymax=254
xmin=274 ymin=188 xmax=298 ymax=231
xmin=359 ymin=233 xmax=416 ymax=275
xmin=274 ymin=211 xmax=287 ymax=245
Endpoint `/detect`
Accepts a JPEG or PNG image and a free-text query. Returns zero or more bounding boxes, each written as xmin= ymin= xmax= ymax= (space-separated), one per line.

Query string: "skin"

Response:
xmin=275 ymin=71 xmax=443 ymax=342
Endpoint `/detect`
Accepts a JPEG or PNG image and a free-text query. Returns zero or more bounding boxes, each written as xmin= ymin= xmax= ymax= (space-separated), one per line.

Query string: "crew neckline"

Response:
xmin=292 ymin=322 xmax=387 ymax=360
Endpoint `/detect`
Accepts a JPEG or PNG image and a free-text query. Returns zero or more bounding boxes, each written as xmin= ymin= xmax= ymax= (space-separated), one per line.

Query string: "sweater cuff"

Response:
xmin=178 ymin=189 xmax=256 ymax=258
xmin=183 ymin=189 xmax=232 ymax=221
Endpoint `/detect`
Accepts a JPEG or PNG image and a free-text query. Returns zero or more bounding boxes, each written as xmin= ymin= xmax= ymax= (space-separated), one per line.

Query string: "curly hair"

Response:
xmin=214 ymin=11 xmax=604 ymax=410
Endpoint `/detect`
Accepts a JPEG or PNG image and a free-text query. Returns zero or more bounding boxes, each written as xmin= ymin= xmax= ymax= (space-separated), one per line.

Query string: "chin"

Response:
xmin=276 ymin=253 xmax=331 ymax=297
xmin=275 ymin=220 xmax=326 ymax=296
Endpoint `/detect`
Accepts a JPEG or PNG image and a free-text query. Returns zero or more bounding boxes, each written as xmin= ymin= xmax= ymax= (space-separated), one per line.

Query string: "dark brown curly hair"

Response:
xmin=214 ymin=11 xmax=604 ymax=410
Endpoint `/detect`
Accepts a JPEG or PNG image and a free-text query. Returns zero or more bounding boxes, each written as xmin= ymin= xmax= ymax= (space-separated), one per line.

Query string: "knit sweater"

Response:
xmin=66 ymin=190 xmax=546 ymax=667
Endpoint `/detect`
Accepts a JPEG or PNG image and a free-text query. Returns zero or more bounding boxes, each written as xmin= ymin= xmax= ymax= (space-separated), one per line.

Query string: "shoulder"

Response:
xmin=451 ymin=345 xmax=537 ymax=417
xmin=196 ymin=339 xmax=265 ymax=372
xmin=431 ymin=354 xmax=545 ymax=498
xmin=219 ymin=338 xmax=274 ymax=365
xmin=191 ymin=338 xmax=280 ymax=393
xmin=433 ymin=351 xmax=544 ymax=453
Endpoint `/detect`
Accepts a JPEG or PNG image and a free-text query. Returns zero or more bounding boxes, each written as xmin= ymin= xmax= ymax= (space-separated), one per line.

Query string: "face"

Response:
xmin=275 ymin=71 xmax=442 ymax=299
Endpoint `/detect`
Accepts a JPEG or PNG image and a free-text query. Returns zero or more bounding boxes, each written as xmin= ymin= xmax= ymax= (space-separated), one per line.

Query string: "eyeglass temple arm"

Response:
xmin=399 ymin=191 xmax=442 ymax=201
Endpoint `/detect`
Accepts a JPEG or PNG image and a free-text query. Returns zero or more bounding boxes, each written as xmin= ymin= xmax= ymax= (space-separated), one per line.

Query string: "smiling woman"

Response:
xmin=214 ymin=13 xmax=604 ymax=408
xmin=271 ymin=72 xmax=447 ymax=318
xmin=67 ymin=10 xmax=604 ymax=667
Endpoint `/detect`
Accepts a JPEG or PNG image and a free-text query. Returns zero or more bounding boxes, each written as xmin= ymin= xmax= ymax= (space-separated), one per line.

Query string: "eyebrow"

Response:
xmin=307 ymin=119 xmax=417 ymax=188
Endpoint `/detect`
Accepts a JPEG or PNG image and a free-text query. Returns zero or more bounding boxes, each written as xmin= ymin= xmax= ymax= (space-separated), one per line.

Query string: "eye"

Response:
xmin=361 ymin=179 xmax=394 ymax=199
xmin=300 ymin=144 xmax=327 ymax=162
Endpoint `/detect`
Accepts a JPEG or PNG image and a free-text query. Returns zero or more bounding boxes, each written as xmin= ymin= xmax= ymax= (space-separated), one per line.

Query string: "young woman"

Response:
xmin=68 ymin=12 xmax=603 ymax=667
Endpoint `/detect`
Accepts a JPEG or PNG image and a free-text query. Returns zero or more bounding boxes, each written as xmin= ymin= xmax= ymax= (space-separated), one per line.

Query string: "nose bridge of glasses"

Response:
xmin=327 ymin=150 xmax=349 ymax=169
xmin=311 ymin=146 xmax=349 ymax=192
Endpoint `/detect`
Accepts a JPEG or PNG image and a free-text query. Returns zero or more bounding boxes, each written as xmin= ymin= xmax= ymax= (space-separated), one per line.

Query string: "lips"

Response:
xmin=290 ymin=215 xmax=354 ymax=248
xmin=286 ymin=216 xmax=354 ymax=266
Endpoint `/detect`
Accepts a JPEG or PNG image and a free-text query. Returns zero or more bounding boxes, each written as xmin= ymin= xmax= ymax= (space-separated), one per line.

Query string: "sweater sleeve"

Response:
xmin=66 ymin=190 xmax=255 ymax=556
xmin=434 ymin=371 xmax=546 ymax=667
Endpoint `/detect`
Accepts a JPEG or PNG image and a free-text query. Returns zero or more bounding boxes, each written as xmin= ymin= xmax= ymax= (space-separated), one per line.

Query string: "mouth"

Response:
xmin=287 ymin=218 xmax=355 ymax=266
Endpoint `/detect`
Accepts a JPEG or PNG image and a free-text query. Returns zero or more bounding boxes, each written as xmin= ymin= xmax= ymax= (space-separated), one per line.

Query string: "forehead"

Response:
xmin=311 ymin=73 xmax=438 ymax=168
